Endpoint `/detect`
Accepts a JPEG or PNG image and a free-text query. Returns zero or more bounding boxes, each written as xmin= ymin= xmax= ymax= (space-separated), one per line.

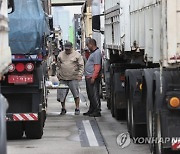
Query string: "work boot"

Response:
xmin=75 ymin=109 xmax=80 ymax=115
xmin=83 ymin=111 xmax=93 ymax=116
xmin=89 ymin=112 xmax=101 ymax=117
xmin=60 ymin=108 xmax=67 ymax=115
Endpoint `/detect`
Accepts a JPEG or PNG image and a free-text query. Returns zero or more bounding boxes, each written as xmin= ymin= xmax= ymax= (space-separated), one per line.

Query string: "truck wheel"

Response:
xmin=7 ymin=122 xmax=24 ymax=140
xmin=111 ymin=97 xmax=115 ymax=117
xmin=126 ymin=78 xmax=132 ymax=136
xmin=113 ymin=93 xmax=126 ymax=120
xmin=25 ymin=113 xmax=43 ymax=139
xmin=111 ymin=89 xmax=115 ymax=117
xmin=110 ymin=81 xmax=115 ymax=117
xmin=130 ymin=100 xmax=137 ymax=138
xmin=153 ymin=113 xmax=170 ymax=154
xmin=42 ymin=110 xmax=46 ymax=127
xmin=130 ymin=97 xmax=146 ymax=139
xmin=107 ymin=98 xmax=111 ymax=109
xmin=148 ymin=110 xmax=155 ymax=151
xmin=99 ymin=81 xmax=103 ymax=99
xmin=127 ymin=98 xmax=132 ymax=137
xmin=143 ymin=69 xmax=158 ymax=152
xmin=113 ymin=93 xmax=118 ymax=119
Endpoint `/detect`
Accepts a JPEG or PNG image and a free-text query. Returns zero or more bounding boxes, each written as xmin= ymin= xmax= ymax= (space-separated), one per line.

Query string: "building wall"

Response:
xmin=73 ymin=14 xmax=81 ymax=50
xmin=81 ymin=2 xmax=92 ymax=50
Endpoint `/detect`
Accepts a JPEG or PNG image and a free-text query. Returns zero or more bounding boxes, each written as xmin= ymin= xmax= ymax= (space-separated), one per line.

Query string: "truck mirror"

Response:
xmin=92 ymin=15 xmax=100 ymax=31
xmin=8 ymin=0 xmax=14 ymax=14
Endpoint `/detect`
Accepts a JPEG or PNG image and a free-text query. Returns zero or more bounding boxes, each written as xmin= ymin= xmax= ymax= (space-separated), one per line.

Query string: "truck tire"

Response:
xmin=126 ymin=69 xmax=147 ymax=139
xmin=42 ymin=110 xmax=46 ymax=127
xmin=147 ymin=107 xmax=155 ymax=151
xmin=153 ymin=113 xmax=170 ymax=154
xmin=111 ymin=95 xmax=115 ymax=117
xmin=107 ymin=98 xmax=111 ymax=109
xmin=152 ymin=72 xmax=172 ymax=154
xmin=25 ymin=113 xmax=43 ymax=139
xmin=126 ymin=78 xmax=132 ymax=136
xmin=110 ymin=77 xmax=115 ymax=117
xmin=113 ymin=93 xmax=120 ymax=120
xmin=154 ymin=113 xmax=177 ymax=154
xmin=130 ymin=97 xmax=142 ymax=138
xmin=113 ymin=93 xmax=126 ymax=120
xmin=7 ymin=122 xmax=23 ymax=140
xmin=143 ymin=69 xmax=157 ymax=152
xmin=99 ymin=81 xmax=103 ymax=99
xmin=127 ymin=96 xmax=132 ymax=137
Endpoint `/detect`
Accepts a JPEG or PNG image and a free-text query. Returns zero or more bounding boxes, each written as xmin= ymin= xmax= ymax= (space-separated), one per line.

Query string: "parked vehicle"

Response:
xmin=93 ymin=0 xmax=180 ymax=153
xmin=1 ymin=0 xmax=51 ymax=139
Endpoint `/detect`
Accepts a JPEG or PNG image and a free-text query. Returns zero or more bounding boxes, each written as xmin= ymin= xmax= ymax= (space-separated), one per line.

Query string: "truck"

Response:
xmin=1 ymin=0 xmax=51 ymax=139
xmin=92 ymin=0 xmax=180 ymax=153
xmin=0 ymin=0 xmax=14 ymax=153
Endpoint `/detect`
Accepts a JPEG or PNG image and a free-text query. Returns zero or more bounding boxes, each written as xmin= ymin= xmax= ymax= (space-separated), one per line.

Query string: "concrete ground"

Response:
xmin=7 ymin=79 xmax=150 ymax=154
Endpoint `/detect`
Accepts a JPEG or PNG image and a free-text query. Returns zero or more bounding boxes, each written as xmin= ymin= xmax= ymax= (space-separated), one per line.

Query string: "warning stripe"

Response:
xmin=172 ymin=142 xmax=180 ymax=150
xmin=12 ymin=113 xmax=38 ymax=121
xmin=29 ymin=113 xmax=38 ymax=121
xmin=13 ymin=115 xmax=20 ymax=121
xmin=20 ymin=114 xmax=29 ymax=121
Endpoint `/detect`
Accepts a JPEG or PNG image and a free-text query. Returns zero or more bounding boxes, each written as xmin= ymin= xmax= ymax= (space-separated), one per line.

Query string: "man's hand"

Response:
xmin=77 ymin=76 xmax=82 ymax=81
xmin=91 ymin=78 xmax=95 ymax=84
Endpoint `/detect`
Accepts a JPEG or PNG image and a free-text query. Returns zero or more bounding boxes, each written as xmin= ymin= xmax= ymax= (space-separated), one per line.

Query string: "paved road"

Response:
xmin=7 ymin=80 xmax=150 ymax=154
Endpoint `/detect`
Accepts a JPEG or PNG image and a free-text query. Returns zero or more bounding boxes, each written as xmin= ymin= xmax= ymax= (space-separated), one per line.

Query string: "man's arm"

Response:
xmin=92 ymin=64 xmax=101 ymax=79
xmin=77 ymin=55 xmax=84 ymax=80
xmin=56 ymin=55 xmax=61 ymax=68
xmin=56 ymin=55 xmax=61 ymax=80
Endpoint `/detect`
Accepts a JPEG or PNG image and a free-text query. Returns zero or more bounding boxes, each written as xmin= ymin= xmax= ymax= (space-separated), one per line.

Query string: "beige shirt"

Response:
xmin=57 ymin=50 xmax=84 ymax=80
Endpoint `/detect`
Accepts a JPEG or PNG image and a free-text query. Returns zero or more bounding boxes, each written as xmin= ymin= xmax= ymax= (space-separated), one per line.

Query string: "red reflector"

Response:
xmin=14 ymin=55 xmax=25 ymax=59
xmin=16 ymin=63 xmax=25 ymax=72
xmin=8 ymin=74 xmax=33 ymax=84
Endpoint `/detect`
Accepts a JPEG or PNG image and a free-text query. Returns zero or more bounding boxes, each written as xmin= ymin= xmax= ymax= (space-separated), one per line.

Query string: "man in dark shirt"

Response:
xmin=53 ymin=44 xmax=60 ymax=62
xmin=83 ymin=39 xmax=102 ymax=117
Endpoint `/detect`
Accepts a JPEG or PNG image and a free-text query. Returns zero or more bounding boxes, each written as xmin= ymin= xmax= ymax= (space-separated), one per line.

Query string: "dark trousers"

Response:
xmin=85 ymin=77 xmax=101 ymax=113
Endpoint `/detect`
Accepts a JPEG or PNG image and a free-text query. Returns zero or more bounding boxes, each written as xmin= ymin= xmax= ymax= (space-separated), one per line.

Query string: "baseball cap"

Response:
xmin=64 ymin=42 xmax=73 ymax=50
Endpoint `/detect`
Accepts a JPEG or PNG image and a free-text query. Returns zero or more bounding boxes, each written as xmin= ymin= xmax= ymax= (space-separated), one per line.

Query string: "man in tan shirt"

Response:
xmin=57 ymin=42 xmax=84 ymax=115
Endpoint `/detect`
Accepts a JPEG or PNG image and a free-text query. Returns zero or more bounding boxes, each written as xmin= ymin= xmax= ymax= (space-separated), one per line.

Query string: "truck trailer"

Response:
xmin=98 ymin=0 xmax=180 ymax=153
xmin=1 ymin=0 xmax=50 ymax=139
